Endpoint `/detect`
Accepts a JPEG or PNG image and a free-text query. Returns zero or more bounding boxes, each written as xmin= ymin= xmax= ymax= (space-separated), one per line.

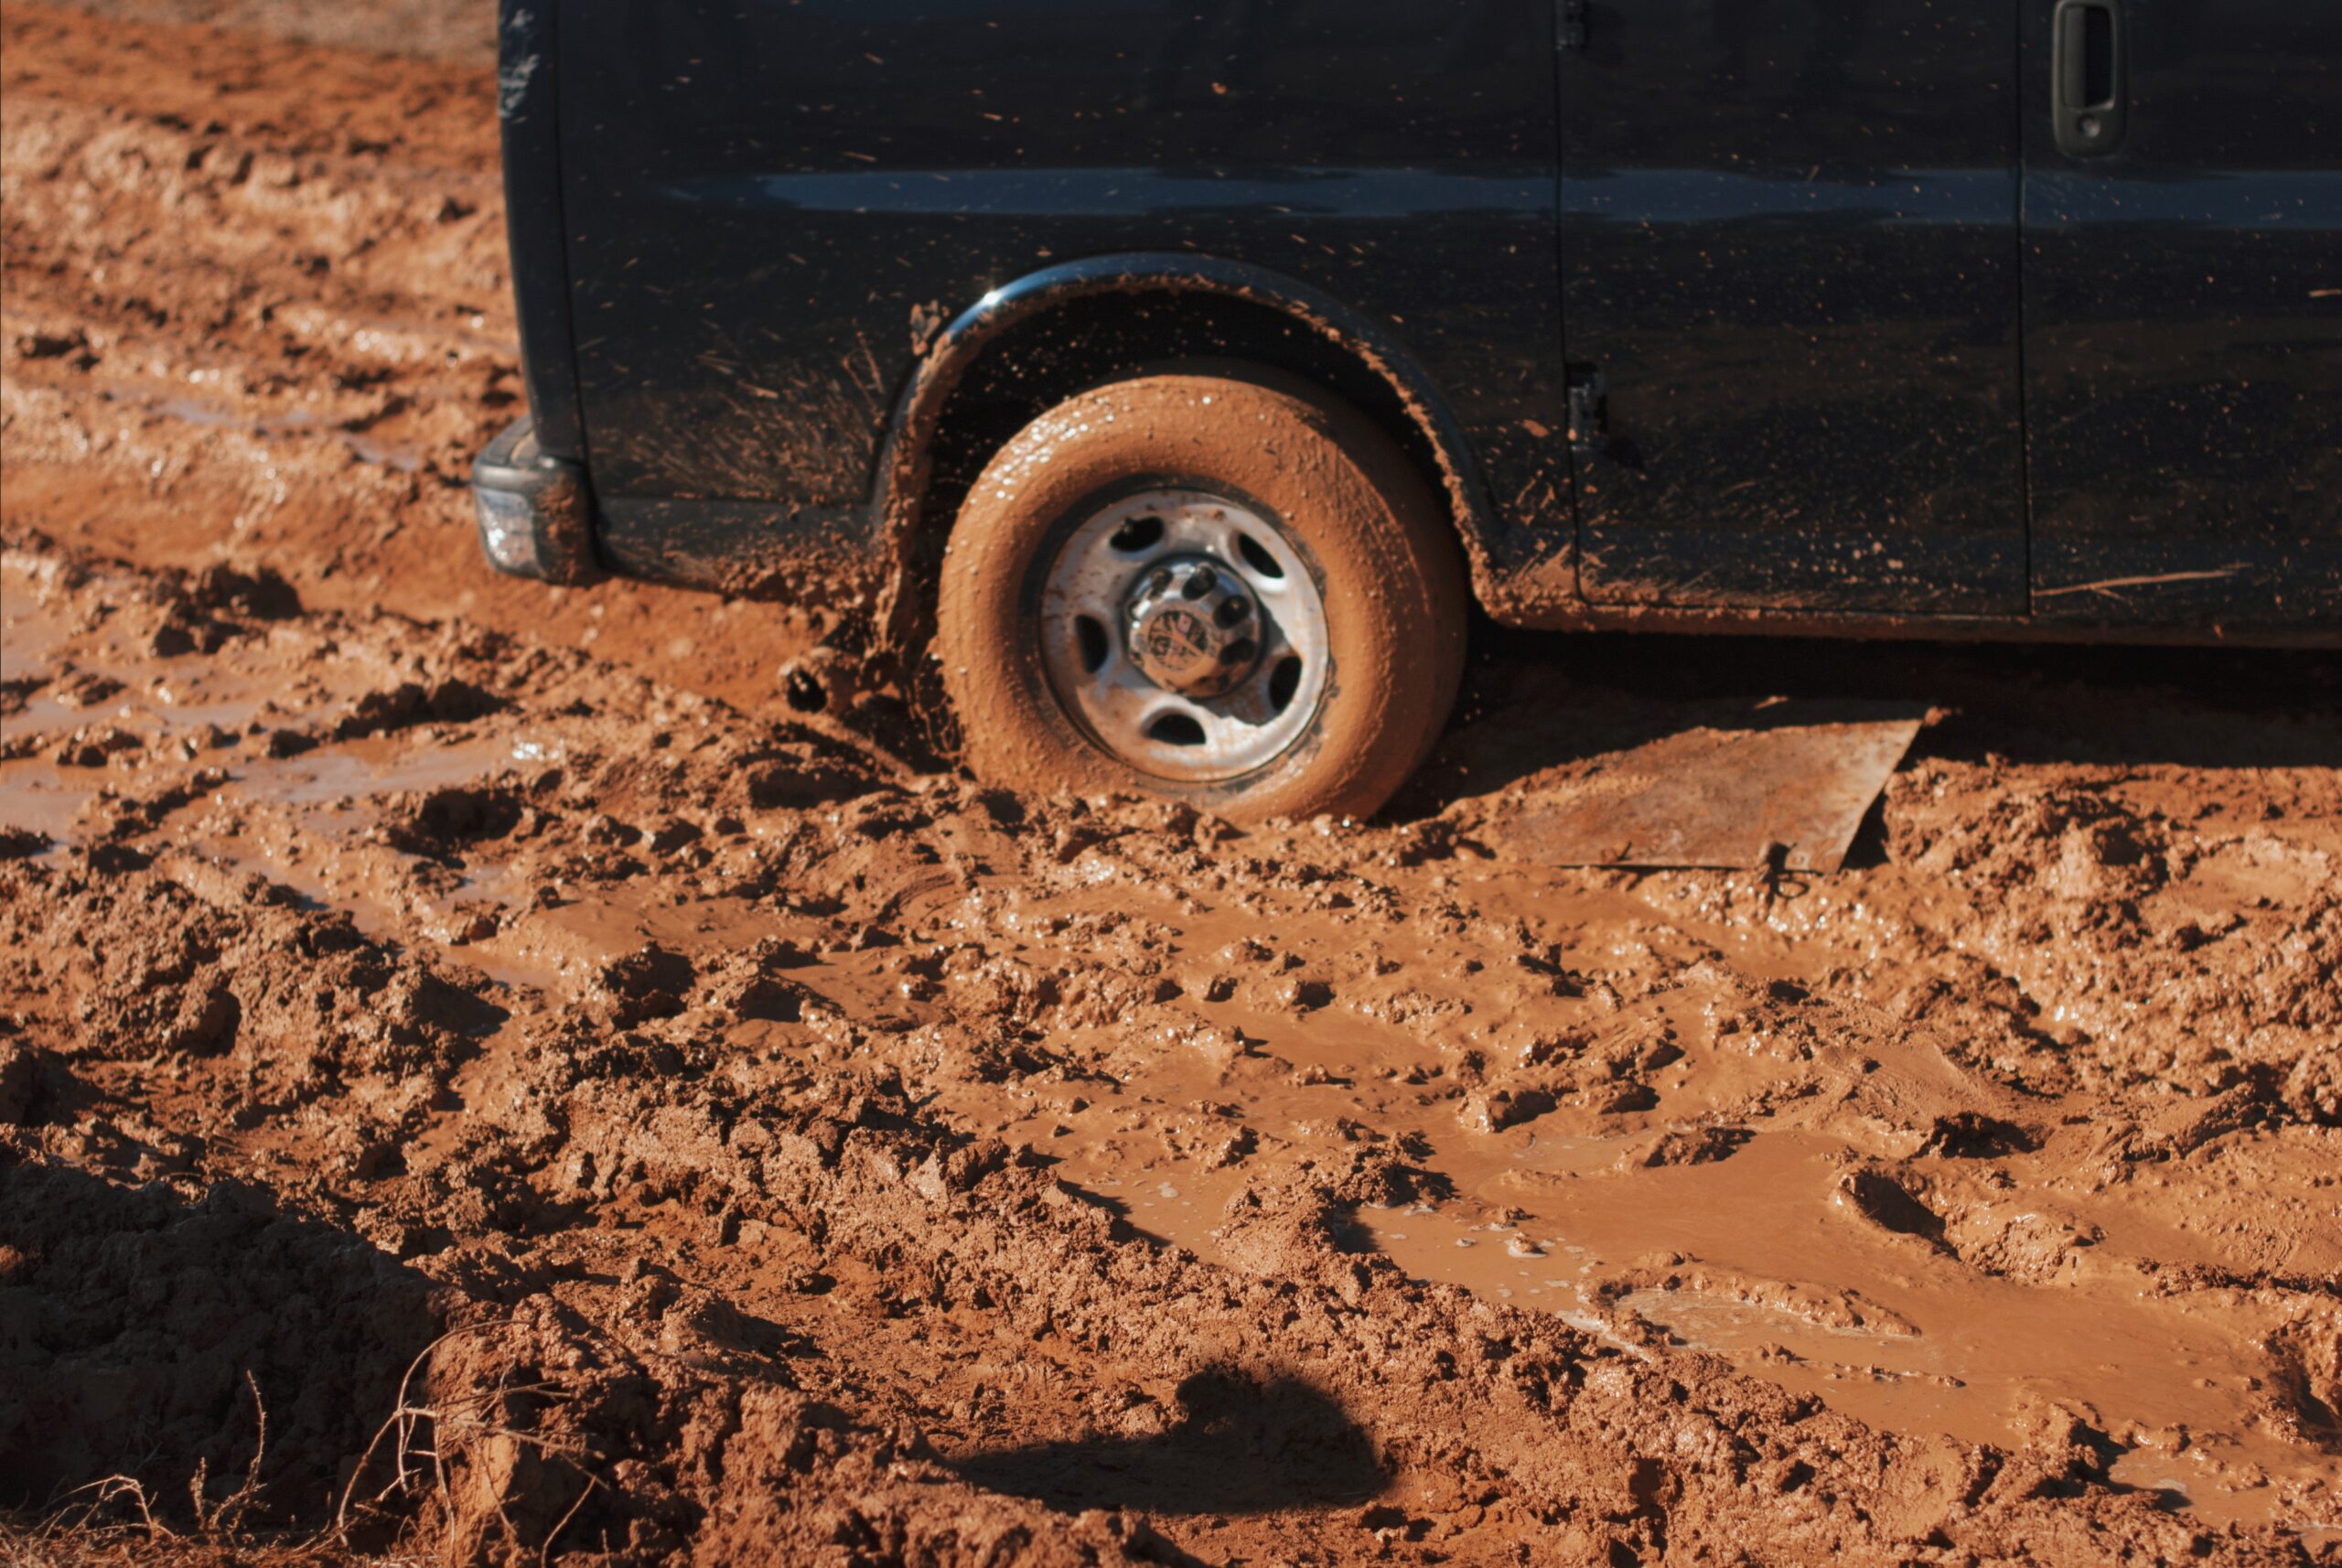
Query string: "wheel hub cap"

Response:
xmin=1123 ymin=556 xmax=1260 ymax=698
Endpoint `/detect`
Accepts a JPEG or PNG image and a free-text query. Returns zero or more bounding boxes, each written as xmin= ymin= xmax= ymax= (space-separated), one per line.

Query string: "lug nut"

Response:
xmin=1215 ymin=597 xmax=1251 ymax=627
xmin=1183 ymin=566 xmax=1218 ymax=598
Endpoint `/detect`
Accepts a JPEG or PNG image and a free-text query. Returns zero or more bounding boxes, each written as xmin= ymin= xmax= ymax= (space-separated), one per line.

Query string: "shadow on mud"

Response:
xmin=950 ymin=1368 xmax=1385 ymax=1520
xmin=0 ymin=1159 xmax=437 ymax=1531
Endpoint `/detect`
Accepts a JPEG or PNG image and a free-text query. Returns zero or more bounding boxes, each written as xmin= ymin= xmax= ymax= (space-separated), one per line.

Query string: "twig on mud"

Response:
xmin=332 ymin=1318 xmax=507 ymax=1540
xmin=44 ymin=1474 xmax=174 ymax=1541
xmin=464 ymin=1361 xmax=594 ymax=1551
xmin=331 ymin=1316 xmax=595 ymax=1554
xmin=26 ymin=1373 xmax=268 ymax=1557
xmin=538 ymin=1472 xmax=600 ymax=1568
xmin=188 ymin=1370 xmax=271 ymax=1536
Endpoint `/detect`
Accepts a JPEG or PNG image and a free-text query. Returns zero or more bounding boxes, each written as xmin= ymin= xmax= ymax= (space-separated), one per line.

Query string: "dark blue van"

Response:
xmin=475 ymin=0 xmax=2341 ymax=819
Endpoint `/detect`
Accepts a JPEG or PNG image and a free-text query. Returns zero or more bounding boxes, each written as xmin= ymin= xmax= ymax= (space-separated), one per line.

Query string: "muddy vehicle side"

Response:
xmin=478 ymin=0 xmax=2342 ymax=817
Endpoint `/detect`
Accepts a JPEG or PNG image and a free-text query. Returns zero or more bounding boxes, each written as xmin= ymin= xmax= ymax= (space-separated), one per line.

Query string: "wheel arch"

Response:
xmin=868 ymin=252 xmax=1499 ymax=655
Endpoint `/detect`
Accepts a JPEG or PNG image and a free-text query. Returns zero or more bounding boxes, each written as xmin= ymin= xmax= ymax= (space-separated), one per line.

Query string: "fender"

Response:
xmin=868 ymin=252 xmax=1503 ymax=653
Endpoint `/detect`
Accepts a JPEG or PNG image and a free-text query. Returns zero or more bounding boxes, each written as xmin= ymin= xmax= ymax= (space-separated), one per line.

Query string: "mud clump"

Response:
xmin=2283 ymin=1050 xmax=2342 ymax=1128
xmin=380 ymin=781 xmax=527 ymax=856
xmin=334 ymin=679 xmax=505 ymax=742
xmin=1631 ymin=1123 xmax=1750 ymax=1167
xmin=0 ymin=827 xmax=50 ymax=861
xmin=0 ymin=1038 xmax=57 ymax=1124
xmin=593 ymin=944 xmax=698 ymax=1028
xmin=183 ymin=562 xmax=303 ymax=622
xmin=412 ymin=1306 xmax=1178 ymax=1567
xmin=1914 ymin=1111 xmax=2036 ymax=1158
xmin=1834 ymin=1165 xmax=1951 ymax=1250
xmin=2266 ymin=1314 xmax=2342 ymax=1448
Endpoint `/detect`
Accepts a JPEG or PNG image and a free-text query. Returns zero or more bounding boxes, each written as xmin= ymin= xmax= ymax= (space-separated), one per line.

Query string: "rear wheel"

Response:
xmin=935 ymin=370 xmax=1467 ymax=822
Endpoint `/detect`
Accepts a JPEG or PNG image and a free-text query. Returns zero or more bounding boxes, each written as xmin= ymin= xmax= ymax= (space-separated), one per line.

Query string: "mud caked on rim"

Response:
xmin=1037 ymin=488 xmax=1329 ymax=784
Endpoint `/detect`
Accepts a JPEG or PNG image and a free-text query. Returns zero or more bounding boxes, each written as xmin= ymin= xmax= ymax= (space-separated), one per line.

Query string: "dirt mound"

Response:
xmin=5 ymin=848 xmax=494 ymax=1090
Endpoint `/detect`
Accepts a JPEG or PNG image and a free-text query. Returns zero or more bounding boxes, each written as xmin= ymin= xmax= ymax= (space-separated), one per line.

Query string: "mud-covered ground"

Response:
xmin=4 ymin=6 xmax=2340 ymax=1564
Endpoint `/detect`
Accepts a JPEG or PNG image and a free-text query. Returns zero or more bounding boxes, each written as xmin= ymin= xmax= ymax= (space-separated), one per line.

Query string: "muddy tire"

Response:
xmin=936 ymin=370 xmax=1468 ymax=822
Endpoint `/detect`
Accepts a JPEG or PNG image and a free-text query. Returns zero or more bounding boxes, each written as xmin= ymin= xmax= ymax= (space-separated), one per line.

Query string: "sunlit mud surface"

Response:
xmin=5 ymin=5 xmax=2342 ymax=1566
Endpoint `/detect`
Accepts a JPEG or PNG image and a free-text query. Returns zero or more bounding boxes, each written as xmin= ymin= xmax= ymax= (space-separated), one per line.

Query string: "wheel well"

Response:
xmin=882 ymin=286 xmax=1474 ymax=655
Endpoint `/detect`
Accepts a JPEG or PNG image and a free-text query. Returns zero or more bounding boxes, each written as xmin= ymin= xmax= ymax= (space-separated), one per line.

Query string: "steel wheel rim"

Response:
xmin=1037 ymin=487 xmax=1330 ymax=785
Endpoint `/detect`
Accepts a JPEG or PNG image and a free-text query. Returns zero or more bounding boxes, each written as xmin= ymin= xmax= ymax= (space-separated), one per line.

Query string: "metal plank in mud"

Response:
xmin=1463 ymin=700 xmax=1924 ymax=872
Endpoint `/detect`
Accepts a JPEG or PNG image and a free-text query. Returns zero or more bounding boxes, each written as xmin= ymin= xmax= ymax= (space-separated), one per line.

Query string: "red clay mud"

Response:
xmin=5 ymin=6 xmax=2341 ymax=1566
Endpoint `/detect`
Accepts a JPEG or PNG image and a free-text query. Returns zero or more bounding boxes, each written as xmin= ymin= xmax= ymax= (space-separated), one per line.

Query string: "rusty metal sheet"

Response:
xmin=1455 ymin=699 xmax=1925 ymax=872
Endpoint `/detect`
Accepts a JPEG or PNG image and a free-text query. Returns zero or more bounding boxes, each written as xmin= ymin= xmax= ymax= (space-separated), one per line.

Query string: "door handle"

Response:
xmin=2052 ymin=0 xmax=2125 ymax=156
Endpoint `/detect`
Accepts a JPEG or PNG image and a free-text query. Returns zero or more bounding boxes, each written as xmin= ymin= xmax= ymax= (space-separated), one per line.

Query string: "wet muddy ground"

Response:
xmin=4 ymin=5 xmax=2340 ymax=1564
